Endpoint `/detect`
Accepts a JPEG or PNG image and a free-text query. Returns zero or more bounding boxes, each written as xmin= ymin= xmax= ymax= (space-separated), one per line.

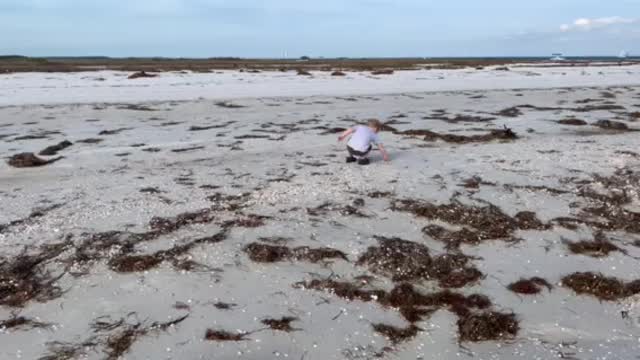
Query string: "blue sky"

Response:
xmin=1 ymin=0 xmax=638 ymax=57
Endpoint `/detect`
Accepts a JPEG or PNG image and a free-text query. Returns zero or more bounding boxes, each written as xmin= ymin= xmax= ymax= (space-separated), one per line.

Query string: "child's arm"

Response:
xmin=337 ymin=128 xmax=355 ymax=142
xmin=378 ymin=143 xmax=390 ymax=162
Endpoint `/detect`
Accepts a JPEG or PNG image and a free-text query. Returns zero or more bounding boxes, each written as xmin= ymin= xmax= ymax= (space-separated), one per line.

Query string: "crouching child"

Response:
xmin=338 ymin=119 xmax=390 ymax=165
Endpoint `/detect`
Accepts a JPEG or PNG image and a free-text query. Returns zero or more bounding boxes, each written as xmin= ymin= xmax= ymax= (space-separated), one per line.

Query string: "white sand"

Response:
xmin=0 ymin=67 xmax=639 ymax=360
xmin=1 ymin=65 xmax=640 ymax=106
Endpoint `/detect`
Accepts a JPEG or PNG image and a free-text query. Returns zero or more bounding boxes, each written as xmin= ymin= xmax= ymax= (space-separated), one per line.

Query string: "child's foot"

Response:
xmin=346 ymin=156 xmax=357 ymax=163
xmin=357 ymin=158 xmax=370 ymax=165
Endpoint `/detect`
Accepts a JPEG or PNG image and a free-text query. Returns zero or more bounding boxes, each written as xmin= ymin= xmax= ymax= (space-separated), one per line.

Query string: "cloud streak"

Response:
xmin=560 ymin=16 xmax=637 ymax=32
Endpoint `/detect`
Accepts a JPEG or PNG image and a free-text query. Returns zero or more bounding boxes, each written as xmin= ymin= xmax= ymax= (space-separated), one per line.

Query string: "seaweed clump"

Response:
xmin=507 ymin=277 xmax=553 ymax=295
xmin=204 ymin=329 xmax=249 ymax=341
xmin=372 ymin=69 xmax=394 ymax=75
xmin=0 ymin=243 xmax=68 ymax=307
xmin=561 ymin=168 xmax=640 ymax=234
xmin=108 ymin=232 xmax=227 ymax=273
xmin=558 ymin=118 xmax=587 ymax=126
xmin=70 ymin=197 xmax=256 ymax=273
xmin=103 ymin=315 xmax=188 ymax=359
xmin=561 ymin=272 xmax=640 ymax=301
xmin=495 ymin=107 xmax=523 ymax=118
xmin=128 ymin=71 xmax=157 ymax=79
xmin=372 ymin=323 xmax=421 ymax=344
xmin=261 ymin=317 xmax=298 ymax=332
xmin=457 ymin=312 xmax=518 ymax=342
xmin=565 ymin=232 xmax=623 ymax=258
xmin=148 ymin=209 xmax=217 ymax=233
xmin=307 ymin=202 xmax=370 ymax=218
xmin=399 ymin=126 xmax=517 ymax=144
xmin=244 ymin=243 xmax=348 ymax=264
xmin=7 ymin=153 xmax=62 ymax=168
xmin=299 ymin=280 xmax=489 ymax=321
xmin=39 ymin=140 xmax=73 ymax=156
xmin=594 ymin=120 xmax=630 ymax=131
xmin=0 ymin=315 xmax=51 ymax=330
xmin=356 ymin=236 xmax=483 ymax=288
xmin=393 ymin=199 xmax=545 ymax=248
xmin=41 ymin=314 xmax=188 ymax=360
xmin=299 ymin=280 xmax=513 ymax=342
xmin=0 ymin=204 xmax=62 ymax=234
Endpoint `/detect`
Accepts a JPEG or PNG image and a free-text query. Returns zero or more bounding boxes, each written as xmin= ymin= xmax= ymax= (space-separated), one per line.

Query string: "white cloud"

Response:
xmin=560 ymin=16 xmax=637 ymax=32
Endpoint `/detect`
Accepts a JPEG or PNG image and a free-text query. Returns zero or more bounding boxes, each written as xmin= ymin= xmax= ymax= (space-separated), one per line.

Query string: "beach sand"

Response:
xmin=1 ymin=66 xmax=640 ymax=359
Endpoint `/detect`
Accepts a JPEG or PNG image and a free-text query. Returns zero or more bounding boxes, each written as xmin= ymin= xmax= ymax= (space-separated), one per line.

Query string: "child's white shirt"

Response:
xmin=347 ymin=126 xmax=381 ymax=152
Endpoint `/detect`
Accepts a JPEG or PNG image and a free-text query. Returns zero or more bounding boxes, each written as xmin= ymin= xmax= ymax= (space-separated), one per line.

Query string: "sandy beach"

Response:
xmin=1 ymin=65 xmax=640 ymax=360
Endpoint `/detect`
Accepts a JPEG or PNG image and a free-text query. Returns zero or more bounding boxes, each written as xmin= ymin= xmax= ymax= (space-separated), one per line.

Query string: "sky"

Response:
xmin=0 ymin=0 xmax=638 ymax=57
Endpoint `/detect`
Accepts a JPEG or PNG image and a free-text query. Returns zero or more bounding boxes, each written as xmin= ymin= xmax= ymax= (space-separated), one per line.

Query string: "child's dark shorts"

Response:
xmin=347 ymin=145 xmax=372 ymax=157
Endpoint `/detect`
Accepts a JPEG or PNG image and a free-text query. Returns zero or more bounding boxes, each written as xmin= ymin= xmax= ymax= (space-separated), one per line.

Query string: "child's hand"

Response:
xmin=383 ymin=154 xmax=390 ymax=162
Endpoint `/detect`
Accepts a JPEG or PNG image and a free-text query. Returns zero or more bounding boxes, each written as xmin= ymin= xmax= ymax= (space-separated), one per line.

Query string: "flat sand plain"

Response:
xmin=1 ymin=66 xmax=640 ymax=359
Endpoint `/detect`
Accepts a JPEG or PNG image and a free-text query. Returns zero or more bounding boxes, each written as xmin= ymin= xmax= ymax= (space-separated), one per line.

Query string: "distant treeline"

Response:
xmin=1 ymin=55 xmax=637 ymax=74
xmin=1 ymin=55 xmax=637 ymax=61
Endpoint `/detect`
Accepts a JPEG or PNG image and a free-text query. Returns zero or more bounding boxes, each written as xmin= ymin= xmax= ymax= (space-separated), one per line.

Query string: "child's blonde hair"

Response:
xmin=367 ymin=119 xmax=382 ymax=131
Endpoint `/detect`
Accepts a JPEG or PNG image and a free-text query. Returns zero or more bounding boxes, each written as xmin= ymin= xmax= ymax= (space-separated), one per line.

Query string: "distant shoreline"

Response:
xmin=1 ymin=56 xmax=638 ymax=74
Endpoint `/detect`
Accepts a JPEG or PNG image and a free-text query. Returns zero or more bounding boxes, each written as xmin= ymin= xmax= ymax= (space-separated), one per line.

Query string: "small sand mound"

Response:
xmin=331 ymin=71 xmax=346 ymax=76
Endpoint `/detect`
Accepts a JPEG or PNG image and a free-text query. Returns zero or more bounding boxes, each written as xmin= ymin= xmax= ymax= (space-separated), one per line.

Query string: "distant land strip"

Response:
xmin=0 ymin=55 xmax=638 ymax=74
